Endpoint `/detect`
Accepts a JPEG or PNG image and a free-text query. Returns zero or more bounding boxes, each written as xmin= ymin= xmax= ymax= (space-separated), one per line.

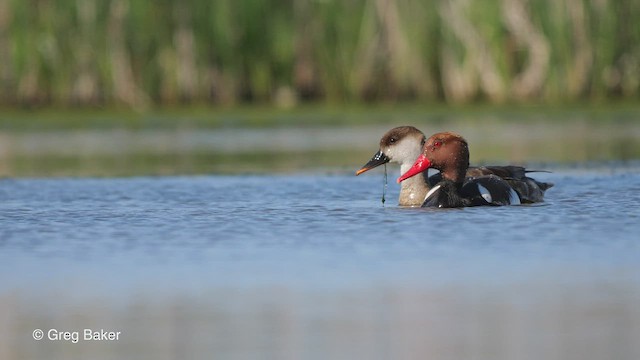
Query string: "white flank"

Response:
xmin=509 ymin=188 xmax=521 ymax=205
xmin=477 ymin=184 xmax=492 ymax=203
xmin=423 ymin=184 xmax=441 ymax=203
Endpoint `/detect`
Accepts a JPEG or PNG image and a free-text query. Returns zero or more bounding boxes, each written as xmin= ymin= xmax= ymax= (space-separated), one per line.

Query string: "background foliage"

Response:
xmin=0 ymin=0 xmax=638 ymax=107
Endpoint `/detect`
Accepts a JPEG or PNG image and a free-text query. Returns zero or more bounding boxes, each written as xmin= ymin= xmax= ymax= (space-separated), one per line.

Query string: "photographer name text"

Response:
xmin=33 ymin=328 xmax=121 ymax=344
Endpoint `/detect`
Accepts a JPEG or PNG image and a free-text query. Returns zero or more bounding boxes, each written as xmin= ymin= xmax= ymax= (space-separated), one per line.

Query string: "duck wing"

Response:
xmin=468 ymin=166 xmax=553 ymax=203
xmin=460 ymin=175 xmax=521 ymax=206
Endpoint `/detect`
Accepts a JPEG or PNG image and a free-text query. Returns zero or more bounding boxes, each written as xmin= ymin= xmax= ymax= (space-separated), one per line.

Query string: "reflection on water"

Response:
xmin=1 ymin=112 xmax=640 ymax=176
xmin=4 ymin=280 xmax=639 ymax=360
xmin=1 ymin=168 xmax=639 ymax=359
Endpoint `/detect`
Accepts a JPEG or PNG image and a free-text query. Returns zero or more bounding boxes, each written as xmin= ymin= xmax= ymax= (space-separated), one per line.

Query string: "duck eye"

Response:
xmin=433 ymin=140 xmax=442 ymax=148
xmin=389 ymin=137 xmax=397 ymax=143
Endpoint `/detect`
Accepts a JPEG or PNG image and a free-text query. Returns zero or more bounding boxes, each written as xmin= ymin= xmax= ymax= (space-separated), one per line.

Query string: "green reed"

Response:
xmin=0 ymin=0 xmax=638 ymax=107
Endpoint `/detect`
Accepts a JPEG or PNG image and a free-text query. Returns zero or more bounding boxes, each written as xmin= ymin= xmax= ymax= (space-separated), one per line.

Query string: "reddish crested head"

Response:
xmin=397 ymin=132 xmax=469 ymax=183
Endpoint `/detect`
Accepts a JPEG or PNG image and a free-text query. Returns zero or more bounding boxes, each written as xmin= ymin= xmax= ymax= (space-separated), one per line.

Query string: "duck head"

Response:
xmin=356 ymin=126 xmax=425 ymax=175
xmin=397 ymin=132 xmax=469 ymax=183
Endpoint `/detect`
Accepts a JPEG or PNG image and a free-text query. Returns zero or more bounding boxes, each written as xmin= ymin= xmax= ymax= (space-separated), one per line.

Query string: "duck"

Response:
xmin=356 ymin=126 xmax=552 ymax=206
xmin=397 ymin=132 xmax=549 ymax=208
xmin=356 ymin=126 xmax=431 ymax=206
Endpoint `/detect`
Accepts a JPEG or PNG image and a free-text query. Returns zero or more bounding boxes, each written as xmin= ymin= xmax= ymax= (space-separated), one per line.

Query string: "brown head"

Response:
xmin=397 ymin=132 xmax=470 ymax=183
xmin=356 ymin=126 xmax=425 ymax=175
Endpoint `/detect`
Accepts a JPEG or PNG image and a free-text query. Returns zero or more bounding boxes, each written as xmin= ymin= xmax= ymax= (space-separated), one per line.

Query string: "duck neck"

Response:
xmin=442 ymin=168 xmax=466 ymax=185
xmin=398 ymin=162 xmax=430 ymax=206
xmin=441 ymin=159 xmax=468 ymax=185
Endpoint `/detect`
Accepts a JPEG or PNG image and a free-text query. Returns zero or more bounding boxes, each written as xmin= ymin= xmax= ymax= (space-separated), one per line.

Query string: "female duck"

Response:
xmin=356 ymin=126 xmax=430 ymax=206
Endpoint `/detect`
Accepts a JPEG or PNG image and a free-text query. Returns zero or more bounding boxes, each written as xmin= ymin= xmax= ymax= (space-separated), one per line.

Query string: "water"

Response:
xmin=1 ymin=166 xmax=639 ymax=359
xmin=3 ymin=113 xmax=640 ymax=176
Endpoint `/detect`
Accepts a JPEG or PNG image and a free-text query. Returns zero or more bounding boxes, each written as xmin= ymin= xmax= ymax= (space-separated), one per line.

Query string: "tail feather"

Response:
xmin=525 ymin=170 xmax=552 ymax=174
xmin=535 ymin=180 xmax=554 ymax=191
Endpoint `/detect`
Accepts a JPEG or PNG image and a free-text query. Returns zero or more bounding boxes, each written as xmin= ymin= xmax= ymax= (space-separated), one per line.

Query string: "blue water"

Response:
xmin=1 ymin=166 xmax=639 ymax=359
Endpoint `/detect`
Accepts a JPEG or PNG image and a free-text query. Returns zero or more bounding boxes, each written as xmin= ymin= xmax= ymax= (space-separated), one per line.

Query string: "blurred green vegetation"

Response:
xmin=4 ymin=150 xmax=369 ymax=177
xmin=1 ymin=104 xmax=639 ymax=177
xmin=0 ymin=0 xmax=639 ymax=108
xmin=2 ymin=102 xmax=639 ymax=131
